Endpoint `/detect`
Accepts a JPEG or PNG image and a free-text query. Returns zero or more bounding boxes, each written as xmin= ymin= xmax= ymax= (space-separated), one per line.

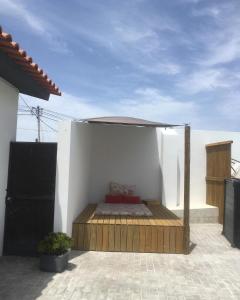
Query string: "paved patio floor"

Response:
xmin=1 ymin=224 xmax=240 ymax=300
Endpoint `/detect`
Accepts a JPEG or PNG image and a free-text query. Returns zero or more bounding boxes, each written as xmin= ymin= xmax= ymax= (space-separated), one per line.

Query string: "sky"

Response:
xmin=0 ymin=0 xmax=240 ymax=141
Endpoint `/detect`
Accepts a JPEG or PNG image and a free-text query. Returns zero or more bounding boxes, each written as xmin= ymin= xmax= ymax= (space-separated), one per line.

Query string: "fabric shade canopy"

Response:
xmin=82 ymin=116 xmax=180 ymax=128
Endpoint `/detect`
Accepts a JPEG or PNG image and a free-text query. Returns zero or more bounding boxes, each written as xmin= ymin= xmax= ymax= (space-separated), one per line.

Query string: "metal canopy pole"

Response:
xmin=183 ymin=124 xmax=190 ymax=254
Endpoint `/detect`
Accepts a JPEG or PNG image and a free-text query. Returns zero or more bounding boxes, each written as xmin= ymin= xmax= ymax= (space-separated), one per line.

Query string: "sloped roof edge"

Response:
xmin=0 ymin=26 xmax=61 ymax=97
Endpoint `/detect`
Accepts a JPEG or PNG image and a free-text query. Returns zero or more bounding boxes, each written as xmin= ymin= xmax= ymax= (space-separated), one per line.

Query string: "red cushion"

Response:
xmin=105 ymin=195 xmax=123 ymax=203
xmin=122 ymin=195 xmax=141 ymax=204
xmin=105 ymin=194 xmax=141 ymax=204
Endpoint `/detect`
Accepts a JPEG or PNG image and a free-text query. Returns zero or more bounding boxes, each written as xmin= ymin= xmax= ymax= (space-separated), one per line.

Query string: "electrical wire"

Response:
xmin=18 ymin=128 xmax=53 ymax=132
xmin=19 ymin=95 xmax=34 ymax=112
xmin=39 ymin=119 xmax=57 ymax=132
xmin=42 ymin=116 xmax=59 ymax=122
xmin=19 ymin=95 xmax=75 ymax=120
xmin=43 ymin=108 xmax=74 ymax=119
xmin=42 ymin=112 xmax=64 ymax=120
xmin=17 ymin=114 xmax=33 ymax=116
xmin=18 ymin=95 xmax=74 ymax=136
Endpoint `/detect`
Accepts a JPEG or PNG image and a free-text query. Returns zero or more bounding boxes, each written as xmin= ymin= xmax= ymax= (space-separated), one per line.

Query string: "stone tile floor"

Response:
xmin=1 ymin=224 xmax=240 ymax=300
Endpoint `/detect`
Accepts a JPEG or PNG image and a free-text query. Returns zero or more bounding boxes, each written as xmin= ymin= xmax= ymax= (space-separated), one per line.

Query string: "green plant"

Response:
xmin=38 ymin=232 xmax=73 ymax=255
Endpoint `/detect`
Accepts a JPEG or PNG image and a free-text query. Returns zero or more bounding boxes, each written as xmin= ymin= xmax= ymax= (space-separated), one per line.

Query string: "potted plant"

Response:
xmin=38 ymin=232 xmax=73 ymax=273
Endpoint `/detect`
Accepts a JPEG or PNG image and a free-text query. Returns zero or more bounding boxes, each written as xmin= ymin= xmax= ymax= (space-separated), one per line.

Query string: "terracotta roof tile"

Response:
xmin=0 ymin=26 xmax=61 ymax=96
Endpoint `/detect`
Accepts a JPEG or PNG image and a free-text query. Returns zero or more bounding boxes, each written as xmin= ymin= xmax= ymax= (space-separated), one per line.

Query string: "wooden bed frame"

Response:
xmin=72 ymin=203 xmax=185 ymax=253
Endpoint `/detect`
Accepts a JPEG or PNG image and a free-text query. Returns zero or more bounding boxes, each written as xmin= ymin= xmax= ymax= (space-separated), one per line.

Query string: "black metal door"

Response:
xmin=3 ymin=142 xmax=57 ymax=256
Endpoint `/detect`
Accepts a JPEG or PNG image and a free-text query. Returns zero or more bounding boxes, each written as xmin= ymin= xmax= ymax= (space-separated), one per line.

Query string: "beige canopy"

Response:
xmin=82 ymin=116 xmax=180 ymax=128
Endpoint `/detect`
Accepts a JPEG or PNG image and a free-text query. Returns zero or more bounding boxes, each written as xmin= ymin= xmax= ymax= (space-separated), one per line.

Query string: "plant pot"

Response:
xmin=39 ymin=250 xmax=70 ymax=273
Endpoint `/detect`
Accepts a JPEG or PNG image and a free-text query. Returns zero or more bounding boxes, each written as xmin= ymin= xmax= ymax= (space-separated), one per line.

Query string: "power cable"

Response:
xmin=39 ymin=119 xmax=57 ymax=132
xmin=18 ymin=95 xmax=74 ymax=138
xmin=42 ymin=116 xmax=59 ymax=122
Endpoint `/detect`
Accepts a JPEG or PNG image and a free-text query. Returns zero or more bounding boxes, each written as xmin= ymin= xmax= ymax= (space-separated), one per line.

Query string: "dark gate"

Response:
xmin=3 ymin=142 xmax=57 ymax=256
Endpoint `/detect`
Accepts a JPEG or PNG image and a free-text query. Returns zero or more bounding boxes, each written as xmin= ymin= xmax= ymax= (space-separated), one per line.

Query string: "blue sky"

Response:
xmin=1 ymin=0 xmax=240 ymax=140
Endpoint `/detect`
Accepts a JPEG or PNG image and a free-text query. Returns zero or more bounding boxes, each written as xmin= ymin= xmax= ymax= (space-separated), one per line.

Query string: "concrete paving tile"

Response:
xmin=1 ymin=224 xmax=240 ymax=300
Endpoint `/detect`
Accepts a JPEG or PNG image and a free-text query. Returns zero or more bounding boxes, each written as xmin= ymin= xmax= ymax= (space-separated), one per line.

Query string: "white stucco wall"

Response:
xmin=56 ymin=122 xmax=162 ymax=234
xmin=56 ymin=121 xmax=240 ymax=235
xmin=161 ymin=128 xmax=240 ymax=209
xmin=54 ymin=121 xmax=91 ymax=235
xmin=190 ymin=130 xmax=240 ymax=206
xmin=88 ymin=124 xmax=162 ymax=202
xmin=160 ymin=128 xmax=184 ymax=207
xmin=54 ymin=121 xmax=72 ymax=234
xmin=0 ymin=77 xmax=18 ymax=254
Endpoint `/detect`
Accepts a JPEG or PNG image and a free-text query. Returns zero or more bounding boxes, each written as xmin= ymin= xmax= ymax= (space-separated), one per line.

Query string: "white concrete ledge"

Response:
xmin=168 ymin=204 xmax=219 ymax=223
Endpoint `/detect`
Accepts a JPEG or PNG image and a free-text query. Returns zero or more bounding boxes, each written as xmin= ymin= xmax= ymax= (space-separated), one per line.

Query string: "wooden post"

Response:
xmin=183 ymin=125 xmax=190 ymax=254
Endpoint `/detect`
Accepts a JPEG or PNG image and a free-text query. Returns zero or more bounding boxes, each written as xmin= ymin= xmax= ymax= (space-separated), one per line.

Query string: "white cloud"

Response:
xmin=17 ymin=92 xmax=111 ymax=142
xmin=114 ymin=26 xmax=155 ymax=43
xmin=7 ymin=0 xmax=240 ymax=133
xmin=17 ymin=88 xmax=197 ymax=141
xmin=61 ymin=3 xmax=182 ymax=76
xmin=117 ymin=88 xmax=197 ymax=123
xmin=177 ymin=68 xmax=237 ymax=94
xmin=1 ymin=0 xmax=183 ymax=72
xmin=181 ymin=0 xmax=201 ymax=3
xmin=202 ymin=37 xmax=240 ymax=67
xmin=218 ymin=92 xmax=240 ymax=121
xmin=0 ymin=0 xmax=69 ymax=53
xmin=139 ymin=62 xmax=181 ymax=75
xmin=0 ymin=0 xmax=46 ymax=34
xmin=191 ymin=2 xmax=240 ymax=66
xmin=192 ymin=6 xmax=220 ymax=18
xmin=19 ymin=92 xmax=111 ymax=120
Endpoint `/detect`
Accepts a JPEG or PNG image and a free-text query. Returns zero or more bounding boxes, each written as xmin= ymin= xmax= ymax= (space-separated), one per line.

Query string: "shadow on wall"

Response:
xmin=54 ymin=123 xmax=166 ymax=238
xmin=88 ymin=125 xmax=163 ymax=202
xmin=177 ymin=157 xmax=181 ymax=206
xmin=53 ymin=166 xmax=63 ymax=233
xmin=159 ymin=128 xmax=183 ymax=207
xmin=155 ymin=129 xmax=164 ymax=204
xmin=149 ymin=128 xmax=163 ymax=202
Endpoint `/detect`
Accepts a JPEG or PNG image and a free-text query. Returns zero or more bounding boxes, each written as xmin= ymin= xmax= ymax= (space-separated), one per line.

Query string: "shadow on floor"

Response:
xmin=189 ymin=241 xmax=197 ymax=253
xmin=0 ymin=255 xmax=78 ymax=300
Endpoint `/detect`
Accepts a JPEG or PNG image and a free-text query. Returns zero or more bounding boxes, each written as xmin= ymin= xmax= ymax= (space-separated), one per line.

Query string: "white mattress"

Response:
xmin=94 ymin=203 xmax=153 ymax=216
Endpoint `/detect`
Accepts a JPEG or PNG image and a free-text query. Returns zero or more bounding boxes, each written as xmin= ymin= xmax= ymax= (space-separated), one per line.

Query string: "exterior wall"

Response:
xmin=0 ymin=77 xmax=18 ymax=254
xmin=54 ymin=121 xmax=91 ymax=235
xmin=88 ymin=124 xmax=162 ymax=202
xmin=160 ymin=129 xmax=183 ymax=207
xmin=160 ymin=128 xmax=240 ymax=209
xmin=190 ymin=130 xmax=240 ymax=206
xmin=56 ymin=121 xmax=240 ymax=234
xmin=54 ymin=121 xmax=72 ymax=234
xmin=56 ymin=122 xmax=162 ymax=235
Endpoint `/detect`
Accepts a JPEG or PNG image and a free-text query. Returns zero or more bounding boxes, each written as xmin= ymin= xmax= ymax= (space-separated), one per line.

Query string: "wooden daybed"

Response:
xmin=72 ymin=203 xmax=185 ymax=254
xmin=72 ymin=121 xmax=190 ymax=254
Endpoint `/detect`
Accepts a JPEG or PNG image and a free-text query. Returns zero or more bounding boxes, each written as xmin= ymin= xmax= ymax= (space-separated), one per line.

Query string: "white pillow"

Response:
xmin=109 ymin=182 xmax=136 ymax=195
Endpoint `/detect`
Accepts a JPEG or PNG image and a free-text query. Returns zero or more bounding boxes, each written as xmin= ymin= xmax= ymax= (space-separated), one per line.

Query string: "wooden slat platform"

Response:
xmin=72 ymin=204 xmax=185 ymax=253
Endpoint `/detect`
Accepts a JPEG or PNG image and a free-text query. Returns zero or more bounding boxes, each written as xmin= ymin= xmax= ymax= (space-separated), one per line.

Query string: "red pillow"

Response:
xmin=105 ymin=195 xmax=123 ymax=203
xmin=105 ymin=194 xmax=141 ymax=204
xmin=122 ymin=195 xmax=141 ymax=204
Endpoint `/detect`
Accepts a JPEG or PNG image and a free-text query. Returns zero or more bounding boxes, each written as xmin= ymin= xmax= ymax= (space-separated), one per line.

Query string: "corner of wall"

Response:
xmin=0 ymin=78 xmax=19 ymax=255
xmin=54 ymin=120 xmax=72 ymax=234
xmin=66 ymin=122 xmax=92 ymax=235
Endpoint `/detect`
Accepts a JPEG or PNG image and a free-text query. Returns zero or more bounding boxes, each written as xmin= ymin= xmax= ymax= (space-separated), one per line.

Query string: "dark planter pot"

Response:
xmin=39 ymin=250 xmax=70 ymax=273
